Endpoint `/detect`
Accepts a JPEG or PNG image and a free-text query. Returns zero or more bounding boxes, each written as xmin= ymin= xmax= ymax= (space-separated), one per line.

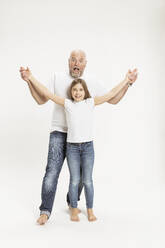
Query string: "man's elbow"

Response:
xmin=108 ymin=99 xmax=119 ymax=105
xmin=38 ymin=102 xmax=43 ymax=105
xmin=37 ymin=99 xmax=47 ymax=105
xmin=37 ymin=96 xmax=49 ymax=105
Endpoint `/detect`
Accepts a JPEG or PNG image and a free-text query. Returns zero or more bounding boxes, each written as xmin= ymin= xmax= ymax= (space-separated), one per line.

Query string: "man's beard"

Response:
xmin=70 ymin=69 xmax=83 ymax=78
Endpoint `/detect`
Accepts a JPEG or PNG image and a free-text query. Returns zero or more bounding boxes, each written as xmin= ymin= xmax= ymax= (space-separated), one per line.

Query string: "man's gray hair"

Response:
xmin=69 ymin=49 xmax=86 ymax=59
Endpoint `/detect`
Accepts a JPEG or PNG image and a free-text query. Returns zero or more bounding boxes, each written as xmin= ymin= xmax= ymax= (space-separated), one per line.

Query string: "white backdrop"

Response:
xmin=0 ymin=0 xmax=165 ymax=247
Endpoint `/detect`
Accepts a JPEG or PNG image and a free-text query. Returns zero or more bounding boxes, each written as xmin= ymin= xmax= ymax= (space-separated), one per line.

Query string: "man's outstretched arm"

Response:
xmin=108 ymin=83 xmax=129 ymax=104
xmin=27 ymin=80 xmax=49 ymax=104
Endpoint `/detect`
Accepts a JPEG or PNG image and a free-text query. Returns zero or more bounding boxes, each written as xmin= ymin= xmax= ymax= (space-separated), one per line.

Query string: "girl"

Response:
xmin=27 ymin=72 xmax=133 ymax=222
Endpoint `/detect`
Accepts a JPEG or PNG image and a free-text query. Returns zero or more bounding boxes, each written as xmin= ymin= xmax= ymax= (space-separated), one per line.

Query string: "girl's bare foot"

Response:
xmin=87 ymin=209 xmax=97 ymax=222
xmin=69 ymin=205 xmax=81 ymax=214
xmin=37 ymin=214 xmax=48 ymax=225
xmin=70 ymin=208 xmax=80 ymax=222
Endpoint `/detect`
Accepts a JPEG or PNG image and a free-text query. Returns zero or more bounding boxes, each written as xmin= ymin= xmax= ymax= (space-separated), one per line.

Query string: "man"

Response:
xmin=20 ymin=49 xmax=138 ymax=225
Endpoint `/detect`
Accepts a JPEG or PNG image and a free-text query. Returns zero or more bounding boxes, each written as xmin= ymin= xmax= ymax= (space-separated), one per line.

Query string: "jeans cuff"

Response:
xmin=40 ymin=210 xmax=51 ymax=219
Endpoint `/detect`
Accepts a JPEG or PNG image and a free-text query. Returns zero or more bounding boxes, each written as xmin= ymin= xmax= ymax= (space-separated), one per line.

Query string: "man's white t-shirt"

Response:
xmin=46 ymin=71 xmax=108 ymax=133
xmin=64 ymin=98 xmax=94 ymax=143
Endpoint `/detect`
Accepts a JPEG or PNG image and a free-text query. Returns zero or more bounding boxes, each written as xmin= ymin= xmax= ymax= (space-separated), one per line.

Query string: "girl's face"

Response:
xmin=71 ymin=83 xmax=85 ymax=102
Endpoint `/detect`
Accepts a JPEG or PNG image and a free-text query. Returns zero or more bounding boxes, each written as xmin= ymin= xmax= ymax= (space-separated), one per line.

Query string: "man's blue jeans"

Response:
xmin=66 ymin=141 xmax=95 ymax=209
xmin=39 ymin=131 xmax=83 ymax=218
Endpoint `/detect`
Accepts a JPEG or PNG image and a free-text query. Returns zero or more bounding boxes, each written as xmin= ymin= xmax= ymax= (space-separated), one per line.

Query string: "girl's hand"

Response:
xmin=125 ymin=68 xmax=138 ymax=85
xmin=19 ymin=67 xmax=32 ymax=83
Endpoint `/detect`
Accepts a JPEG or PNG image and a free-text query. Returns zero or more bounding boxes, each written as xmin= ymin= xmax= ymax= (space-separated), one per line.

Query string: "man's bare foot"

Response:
xmin=37 ymin=214 xmax=48 ymax=225
xmin=68 ymin=205 xmax=81 ymax=214
xmin=70 ymin=208 xmax=80 ymax=222
xmin=87 ymin=209 xmax=97 ymax=222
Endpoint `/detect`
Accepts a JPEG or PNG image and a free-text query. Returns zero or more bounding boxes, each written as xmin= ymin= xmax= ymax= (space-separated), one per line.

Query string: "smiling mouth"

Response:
xmin=75 ymin=95 xmax=82 ymax=99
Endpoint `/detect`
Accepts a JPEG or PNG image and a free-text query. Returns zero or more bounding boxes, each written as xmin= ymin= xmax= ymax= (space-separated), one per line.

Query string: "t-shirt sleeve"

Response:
xmin=45 ymin=73 xmax=56 ymax=94
xmin=86 ymin=98 xmax=95 ymax=108
xmin=64 ymin=99 xmax=72 ymax=110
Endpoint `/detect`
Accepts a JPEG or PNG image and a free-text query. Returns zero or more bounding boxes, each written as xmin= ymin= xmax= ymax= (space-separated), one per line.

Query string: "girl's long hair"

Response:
xmin=68 ymin=78 xmax=91 ymax=100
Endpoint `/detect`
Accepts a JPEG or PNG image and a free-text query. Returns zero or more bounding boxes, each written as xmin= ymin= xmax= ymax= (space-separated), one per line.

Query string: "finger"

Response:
xmin=133 ymin=68 xmax=138 ymax=73
xmin=130 ymin=70 xmax=137 ymax=77
xmin=22 ymin=72 xmax=27 ymax=77
xmin=20 ymin=70 xmax=27 ymax=74
xmin=132 ymin=73 xmax=137 ymax=80
xmin=132 ymin=72 xmax=138 ymax=78
xmin=19 ymin=67 xmax=26 ymax=72
xmin=134 ymin=74 xmax=138 ymax=80
xmin=130 ymin=74 xmax=138 ymax=83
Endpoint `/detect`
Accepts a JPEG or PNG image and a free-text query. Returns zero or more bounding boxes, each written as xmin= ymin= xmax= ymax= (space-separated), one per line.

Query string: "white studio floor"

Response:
xmin=1 ymin=162 xmax=165 ymax=248
xmin=1 ymin=209 xmax=164 ymax=248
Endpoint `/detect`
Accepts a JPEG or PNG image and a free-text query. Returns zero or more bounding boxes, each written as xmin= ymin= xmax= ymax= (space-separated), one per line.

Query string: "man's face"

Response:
xmin=69 ymin=52 xmax=87 ymax=78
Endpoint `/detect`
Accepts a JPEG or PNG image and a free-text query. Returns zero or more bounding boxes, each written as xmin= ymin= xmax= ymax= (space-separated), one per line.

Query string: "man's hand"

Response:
xmin=125 ymin=68 xmax=138 ymax=85
xmin=19 ymin=66 xmax=32 ymax=83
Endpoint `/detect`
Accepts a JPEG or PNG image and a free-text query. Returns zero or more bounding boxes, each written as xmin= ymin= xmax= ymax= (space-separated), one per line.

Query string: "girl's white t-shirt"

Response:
xmin=46 ymin=72 xmax=108 ymax=133
xmin=64 ymin=98 xmax=95 ymax=143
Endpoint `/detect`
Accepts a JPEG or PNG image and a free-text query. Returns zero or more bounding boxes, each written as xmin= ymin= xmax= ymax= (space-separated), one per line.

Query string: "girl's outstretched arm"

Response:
xmin=28 ymin=74 xmax=65 ymax=106
xmin=94 ymin=79 xmax=129 ymax=105
xmin=94 ymin=69 xmax=137 ymax=105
